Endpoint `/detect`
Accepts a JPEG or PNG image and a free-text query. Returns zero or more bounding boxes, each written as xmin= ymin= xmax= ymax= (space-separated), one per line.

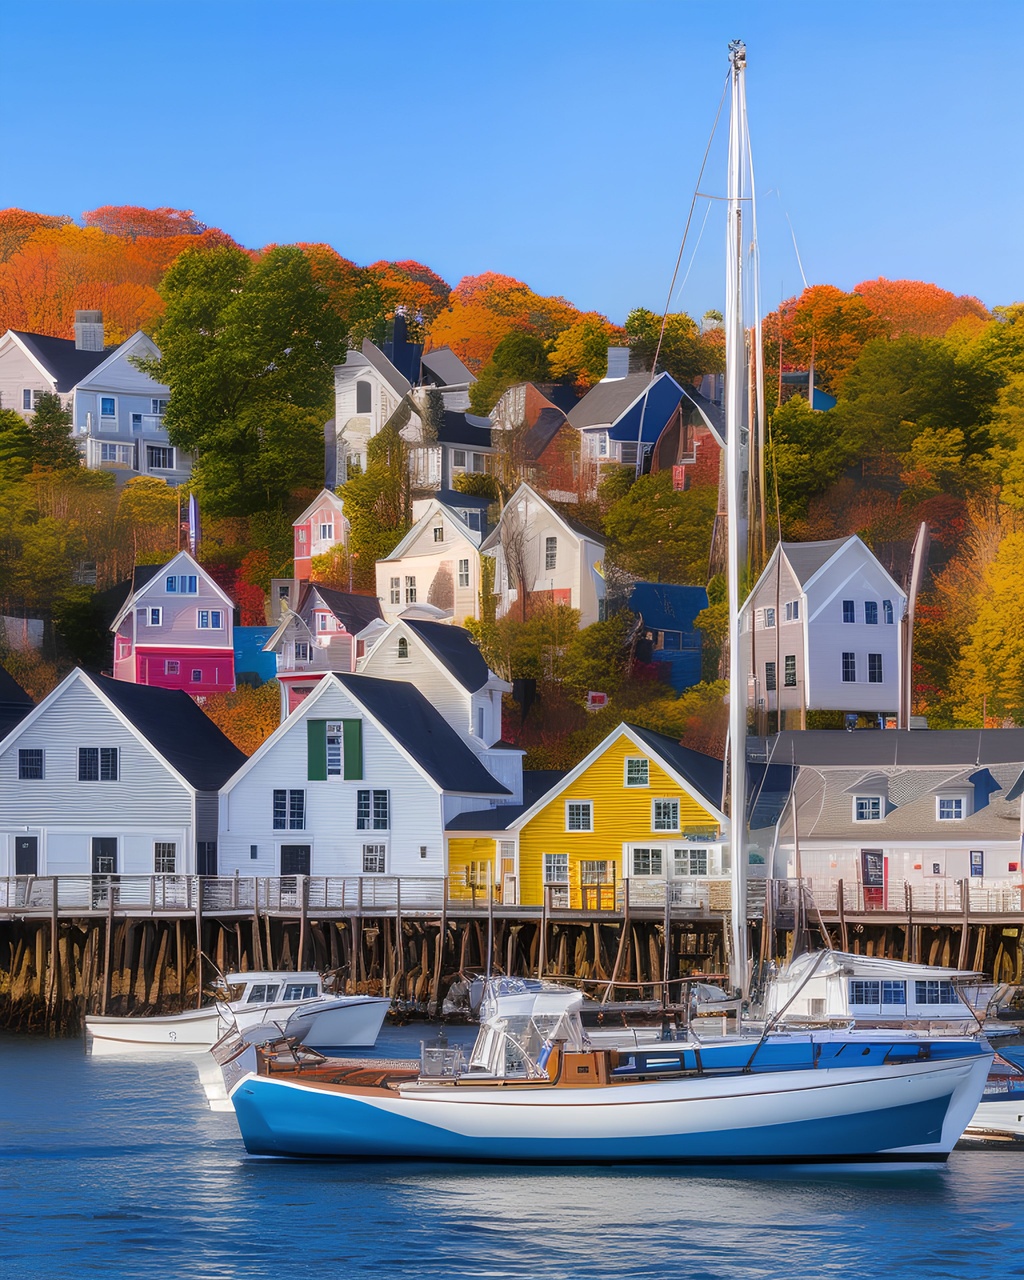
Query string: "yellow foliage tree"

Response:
xmin=953 ymin=530 xmax=1024 ymax=725
xmin=202 ymin=681 xmax=281 ymax=755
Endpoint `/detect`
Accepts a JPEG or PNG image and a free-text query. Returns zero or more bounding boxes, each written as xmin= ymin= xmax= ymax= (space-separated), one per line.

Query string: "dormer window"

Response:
xmin=937 ymin=797 xmax=965 ymax=821
xmin=397 ymin=637 xmax=409 ymax=659
xmin=166 ymin=574 xmax=198 ymax=594
xmin=854 ymin=796 xmax=882 ymax=822
xmin=319 ymin=523 xmax=333 ymax=542
xmin=317 ymin=613 xmax=330 ymax=632
xmin=433 ymin=525 xmax=444 ymax=543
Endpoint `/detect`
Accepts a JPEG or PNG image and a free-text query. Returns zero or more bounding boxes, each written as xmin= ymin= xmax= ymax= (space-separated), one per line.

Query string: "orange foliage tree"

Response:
xmin=82 ymin=205 xmax=209 ymax=240
xmin=548 ymin=313 xmax=626 ymax=390
xmin=853 ymin=277 xmax=989 ymax=339
xmin=0 ymin=208 xmax=73 ymax=261
xmin=201 ymin=681 xmax=280 ymax=755
xmin=366 ymin=259 xmax=451 ymax=324
xmin=764 ymin=284 xmax=882 ymax=396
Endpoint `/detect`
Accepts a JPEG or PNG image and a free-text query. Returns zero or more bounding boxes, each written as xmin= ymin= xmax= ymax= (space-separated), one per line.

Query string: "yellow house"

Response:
xmin=446 ymin=724 xmax=728 ymax=909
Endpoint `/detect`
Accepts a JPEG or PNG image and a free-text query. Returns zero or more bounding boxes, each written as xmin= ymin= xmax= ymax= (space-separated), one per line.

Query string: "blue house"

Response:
xmin=568 ymin=361 xmax=684 ymax=475
xmin=629 ymin=582 xmax=708 ymax=691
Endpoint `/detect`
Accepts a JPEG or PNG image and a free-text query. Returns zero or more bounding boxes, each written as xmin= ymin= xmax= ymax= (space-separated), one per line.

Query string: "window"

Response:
xmin=363 ymin=844 xmax=386 ymax=874
xmin=883 ymin=599 xmax=894 ymax=624
xmin=316 ymin=613 xmax=330 ymax=632
xmin=764 ymin=661 xmax=777 ymax=692
xmin=147 ymin=446 xmax=173 ymax=470
xmin=597 ymin=432 xmax=609 ymax=458
xmin=389 ymin=576 xmax=401 ymax=605
xmin=319 ymin=523 xmax=333 ymax=542
xmin=294 ymin=642 xmax=310 ymax=663
xmin=580 ymin=860 xmax=609 ymax=884
xmin=855 ymin=796 xmax=882 ymax=822
xmin=971 ymin=850 xmax=985 ymax=877
xmin=165 ymin=575 xmax=197 ymax=594
xmin=784 ymin=655 xmax=797 ymax=687
xmin=632 ymin=847 xmax=663 ymax=876
xmin=191 ymin=669 xmax=202 ymax=683
xmin=246 ymin=983 xmax=280 ymax=1004
xmin=458 ymin=558 xmax=470 ymax=588
xmin=625 ymin=757 xmax=649 ymax=787
xmin=397 ymin=637 xmax=409 ymax=659
xmin=297 ymin=528 xmax=307 ymax=544
xmin=842 ymin=652 xmax=856 ymax=683
xmin=566 ymin=801 xmax=593 ymax=832
xmin=476 ymin=706 xmax=485 ymax=738
xmin=881 ymin=980 xmax=906 ymax=1005
xmin=18 ymin=749 xmax=43 ymax=780
xmin=357 ymin=789 xmax=390 ymax=831
xmin=197 ymin=609 xmax=223 ymax=629
xmin=915 ymin=980 xmax=958 ymax=1005
xmin=151 ymin=398 xmax=169 ymax=416
xmin=849 ymin=980 xmax=880 ymax=1006
xmin=674 ymin=847 xmax=708 ymax=876
xmin=452 ymin=449 xmax=467 ymax=469
xmin=147 ymin=607 xmax=162 ymax=626
xmin=472 ymin=453 xmax=486 ymax=473
xmin=131 ymin=412 xmax=143 ymax=432
xmin=405 ymin=576 xmax=417 ymax=604
xmin=545 ymin=537 xmax=557 ymax=571
xmin=868 ymin=653 xmax=883 ymax=683
xmin=282 ymin=982 xmax=318 ymax=1000
xmin=764 ymin=607 xmax=776 ymax=629
xmin=79 ymin=747 xmax=118 ymax=781
xmin=164 ymin=660 xmax=180 ymax=675
xmin=543 ymin=853 xmax=568 ymax=884
xmin=273 ymin=789 xmax=306 ymax=830
xmin=842 ymin=600 xmax=855 ymax=623
xmin=355 ymin=381 xmax=372 ymax=414
xmin=865 ymin=601 xmax=878 ymax=625
xmin=433 ymin=525 xmax=444 ymax=543
xmin=326 ymin=722 xmax=343 ymax=776
xmin=23 ymin=389 xmax=44 ymax=410
xmin=938 ymin=797 xmax=964 ymax=821
xmin=100 ymin=396 xmax=116 ymax=418
xmin=154 ymin=842 xmax=176 ymax=874
xmin=653 ymin=799 xmax=680 ymax=831
xmin=784 ymin=600 xmax=800 ymax=621
xmin=100 ymin=443 xmax=120 ymax=462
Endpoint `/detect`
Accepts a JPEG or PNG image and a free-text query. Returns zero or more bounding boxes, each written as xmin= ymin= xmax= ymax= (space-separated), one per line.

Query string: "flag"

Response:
xmin=188 ymin=493 xmax=201 ymax=557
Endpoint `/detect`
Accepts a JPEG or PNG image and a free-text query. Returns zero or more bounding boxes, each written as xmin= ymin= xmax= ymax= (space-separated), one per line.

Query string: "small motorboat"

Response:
xmin=85 ymin=970 xmax=391 ymax=1054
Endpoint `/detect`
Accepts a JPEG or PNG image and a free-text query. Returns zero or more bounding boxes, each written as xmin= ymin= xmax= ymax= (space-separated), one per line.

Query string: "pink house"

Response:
xmin=293 ymin=489 xmax=349 ymax=581
xmin=110 ymin=551 xmax=236 ymax=696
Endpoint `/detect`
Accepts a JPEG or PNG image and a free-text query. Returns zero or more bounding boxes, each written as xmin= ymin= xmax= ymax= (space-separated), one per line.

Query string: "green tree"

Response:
xmin=0 ymin=407 xmax=34 ymax=477
xmin=141 ymin=245 xmax=348 ymax=515
xmin=28 ymin=392 xmax=80 ymax=470
xmin=339 ymin=419 xmax=411 ymax=590
xmin=625 ymin=308 xmax=723 ymax=384
xmin=468 ymin=332 xmax=551 ymax=415
xmin=563 ymin=611 xmax=632 ymax=702
xmin=604 ymin=472 xmax=717 ymax=583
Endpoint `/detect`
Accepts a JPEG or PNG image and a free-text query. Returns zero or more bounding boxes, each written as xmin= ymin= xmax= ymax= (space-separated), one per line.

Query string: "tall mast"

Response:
xmin=725 ymin=39 xmax=750 ymax=994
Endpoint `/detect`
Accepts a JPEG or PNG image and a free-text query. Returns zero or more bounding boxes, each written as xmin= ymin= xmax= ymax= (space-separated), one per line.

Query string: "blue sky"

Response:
xmin=5 ymin=0 xmax=1022 ymax=323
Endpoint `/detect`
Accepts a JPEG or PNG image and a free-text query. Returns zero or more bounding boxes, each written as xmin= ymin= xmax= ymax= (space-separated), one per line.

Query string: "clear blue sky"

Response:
xmin=5 ymin=0 xmax=1022 ymax=323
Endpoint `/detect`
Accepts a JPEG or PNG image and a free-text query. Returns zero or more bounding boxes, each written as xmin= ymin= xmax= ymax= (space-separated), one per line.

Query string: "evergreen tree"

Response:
xmin=28 ymin=392 xmax=80 ymax=470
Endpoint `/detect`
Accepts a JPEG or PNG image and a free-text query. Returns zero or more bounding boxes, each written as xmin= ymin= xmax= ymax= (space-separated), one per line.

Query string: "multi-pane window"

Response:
xmin=653 ymin=799 xmax=680 ymax=831
xmin=849 ymin=980 xmax=881 ymax=1005
xmin=151 ymin=398 xmax=169 ymax=415
xmin=915 ymin=980 xmax=957 ymax=1005
xmin=883 ymin=599 xmax=894 ymax=624
xmin=566 ymin=801 xmax=593 ymax=832
xmin=100 ymin=396 xmax=116 ymax=417
xmin=316 ymin=613 xmax=329 ymax=632
xmin=784 ymin=600 xmax=800 ymax=621
xmin=191 ymin=669 xmax=202 ymax=683
xmin=543 ymin=853 xmax=568 ymax=884
xmin=842 ymin=600 xmax=855 ymax=623
xmin=868 ymin=653 xmax=883 ymax=683
xmin=864 ymin=601 xmax=878 ymax=625
xmin=580 ymin=859 xmax=609 ymax=884
xmin=784 ymin=655 xmax=797 ymax=687
xmin=938 ymin=797 xmax=964 ymax=821
xmin=165 ymin=575 xmax=198 ymax=594
xmin=545 ymin=537 xmax=557 ymax=571
xmin=148 ymin=607 xmax=162 ymax=626
xmin=458 ymin=559 xmax=470 ymax=588
xmin=356 ymin=789 xmax=390 ymax=830
xmin=297 ymin=528 xmax=307 ymax=544
xmin=154 ymin=842 xmax=176 ymax=873
xmin=405 ymin=576 xmax=417 ymax=604
xmin=452 ymin=449 xmax=467 ymax=469
xmin=433 ymin=525 xmax=444 ymax=543
xmin=855 ymin=796 xmax=881 ymax=821
xmin=131 ymin=412 xmax=143 ymax=432
xmin=319 ymin=523 xmax=333 ymax=542
xmin=673 ymin=847 xmax=708 ymax=876
xmin=197 ymin=610 xmax=223 ymax=629
xmin=625 ymin=757 xmax=649 ymax=787
xmin=326 ymin=722 xmax=343 ymax=776
xmin=397 ymin=637 xmax=409 ymax=659
xmin=763 ymin=607 xmax=776 ymax=629
xmin=165 ymin=660 xmax=180 ymax=675
xmin=294 ymin=642 xmax=310 ymax=663
xmin=841 ymin=652 xmax=856 ymax=683
xmin=18 ymin=749 xmax=43 ymax=780
xmin=147 ymin=446 xmax=173 ymax=470
xmin=390 ymin=577 xmax=401 ymax=604
xmin=78 ymin=747 xmax=118 ymax=781
xmin=764 ymin=661 xmax=777 ymax=692
xmin=632 ymin=847 xmax=663 ymax=876
xmin=881 ymin=980 xmax=906 ymax=1005
xmin=273 ymin=789 xmax=306 ymax=830
xmin=362 ymin=844 xmax=386 ymax=874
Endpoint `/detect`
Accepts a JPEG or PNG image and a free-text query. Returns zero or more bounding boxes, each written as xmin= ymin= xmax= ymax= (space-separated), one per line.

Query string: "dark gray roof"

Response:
xmin=0 ymin=664 xmax=33 ymax=740
xmin=765 ymin=729 xmax=1024 ymax=769
xmin=93 ymin=673 xmax=247 ymax=789
xmin=302 ymin=585 xmax=382 ymax=633
xmin=421 ymin=347 xmax=476 ymax=386
xmin=567 ymin=372 xmax=656 ymax=430
xmin=780 ymin=538 xmax=852 ymax=586
xmin=552 ymin=504 xmax=606 ymax=545
xmin=95 ymin=563 xmax=164 ymax=626
xmin=444 ymin=771 xmax=565 ymax=830
xmin=435 ymin=488 xmax=492 ymax=511
xmin=524 ymin=768 xmax=567 ymax=805
xmin=626 ymin=725 xmax=724 ymax=810
xmin=522 ymin=406 xmax=566 ymax=461
xmin=335 ymin=673 xmax=509 ymax=796
xmin=404 ymin=619 xmax=491 ymax=692
xmin=13 ymin=331 xmax=119 ymax=393
xmin=438 ymin=411 xmax=493 ymax=448
xmin=359 ymin=339 xmax=411 ymax=395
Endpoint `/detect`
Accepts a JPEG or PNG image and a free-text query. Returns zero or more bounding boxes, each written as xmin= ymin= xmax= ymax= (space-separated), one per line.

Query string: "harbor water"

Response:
xmin=3 ymin=1026 xmax=1024 ymax=1280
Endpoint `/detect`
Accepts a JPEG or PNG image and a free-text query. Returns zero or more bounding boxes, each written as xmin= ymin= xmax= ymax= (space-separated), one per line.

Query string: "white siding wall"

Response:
xmin=0 ymin=342 xmax=54 ymax=417
xmin=377 ymin=523 xmax=482 ymax=625
xmin=744 ymin=559 xmax=804 ymax=714
xmin=358 ymin=626 xmax=473 ymax=740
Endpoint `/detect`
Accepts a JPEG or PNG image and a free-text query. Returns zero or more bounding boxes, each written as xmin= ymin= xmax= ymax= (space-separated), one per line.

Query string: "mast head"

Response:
xmin=728 ymin=39 xmax=746 ymax=70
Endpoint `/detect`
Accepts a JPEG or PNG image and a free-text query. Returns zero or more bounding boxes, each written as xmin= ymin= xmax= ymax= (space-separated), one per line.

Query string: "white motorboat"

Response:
xmin=85 ymin=970 xmax=391 ymax=1054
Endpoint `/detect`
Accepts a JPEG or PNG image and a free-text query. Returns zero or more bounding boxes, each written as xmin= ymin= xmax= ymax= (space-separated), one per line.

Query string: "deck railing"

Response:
xmin=772 ymin=876 xmax=1024 ymax=917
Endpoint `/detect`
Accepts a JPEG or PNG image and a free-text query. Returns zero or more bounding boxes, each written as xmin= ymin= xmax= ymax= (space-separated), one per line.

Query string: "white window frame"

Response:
xmin=433 ymin=524 xmax=444 ymax=543
xmin=673 ymin=847 xmax=709 ymax=877
xmin=458 ymin=558 xmax=470 ymax=588
xmin=543 ymin=852 xmax=569 ymax=884
xmin=316 ymin=612 xmax=330 ymax=632
xmin=652 ymin=799 xmax=680 ymax=832
xmin=294 ymin=641 xmax=310 ymax=663
xmin=147 ymin=445 xmax=174 ymax=471
xmin=784 ymin=600 xmax=800 ymax=621
xmin=23 ymin=388 xmax=45 ymax=411
xmin=452 ymin=449 xmax=467 ymax=470
xmin=148 ymin=607 xmax=162 ymax=626
xmin=273 ymin=788 xmax=306 ymax=831
xmin=763 ymin=607 xmax=776 ymax=629
xmin=404 ymin=576 xmax=417 ymax=604
xmin=319 ymin=522 xmax=333 ymax=542
xmin=545 ymin=536 xmax=557 ymax=571
xmin=326 ymin=721 xmax=343 ymax=776
xmin=624 ymin=757 xmax=649 ymax=788
xmin=154 ymin=841 xmax=176 ymax=874
xmin=937 ymin=796 xmax=966 ymax=821
xmin=362 ymin=843 xmax=387 ymax=874
xmin=99 ymin=395 xmax=117 ymax=419
xmin=151 ymin=398 xmax=169 ymax=416
xmin=197 ymin=609 xmax=223 ymax=629
xmin=565 ymin=801 xmax=593 ymax=832
xmin=631 ymin=846 xmax=663 ymax=877
xmin=164 ymin=659 xmax=179 ymax=675
xmin=357 ymin=789 xmax=390 ymax=831
xmin=854 ymin=796 xmax=883 ymax=822
xmin=389 ymin=577 xmax=401 ymax=605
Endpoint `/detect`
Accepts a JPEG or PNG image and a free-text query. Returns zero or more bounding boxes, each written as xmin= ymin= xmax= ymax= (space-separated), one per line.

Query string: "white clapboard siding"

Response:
xmin=359 ymin=631 xmax=473 ymax=740
xmin=805 ymin=557 xmax=902 ymax=712
xmin=0 ymin=344 xmax=52 ymax=417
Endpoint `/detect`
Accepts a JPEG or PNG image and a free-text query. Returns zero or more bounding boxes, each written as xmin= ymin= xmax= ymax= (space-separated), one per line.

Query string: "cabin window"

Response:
xmin=458 ymin=559 xmax=470 ymax=588
xmin=764 ymin=661 xmax=777 ymax=692
xmin=79 ymin=747 xmax=118 ymax=782
xmin=362 ymin=844 xmax=387 ymax=874
xmin=405 ymin=576 xmax=417 ymax=604
xmin=653 ymin=799 xmax=680 ymax=832
xmin=397 ymin=637 xmax=409 ymax=659
xmin=763 ymin=607 xmax=776 ymax=629
xmin=865 ymin=601 xmax=878 ymax=625
xmin=883 ymin=599 xmax=894 ymax=624
xmin=565 ymin=801 xmax=593 ymax=832
xmin=273 ymin=789 xmax=306 ymax=830
xmin=100 ymin=396 xmax=116 ymax=418
xmin=197 ymin=609 xmax=223 ymax=629
xmin=624 ymin=757 xmax=649 ymax=788
xmin=433 ymin=524 xmax=444 ymax=543
xmin=246 ymin=984 xmax=281 ymax=1004
xmin=841 ymin=652 xmax=856 ymax=683
xmin=154 ymin=842 xmax=176 ymax=874
xmin=632 ymin=847 xmax=662 ymax=876
xmin=294 ymin=642 xmax=310 ymax=663
xmin=784 ymin=655 xmax=797 ymax=687
xmin=915 ymin=980 xmax=957 ymax=1005
xmin=854 ymin=797 xmax=882 ymax=822
xmin=673 ymin=848 xmax=708 ymax=876
xmin=545 ymin=537 xmax=557 ymax=571
xmin=543 ymin=853 xmax=568 ymax=884
xmin=355 ymin=381 xmax=372 ymax=414
xmin=868 ymin=653 xmax=883 ymax=683
xmin=389 ymin=577 xmax=401 ymax=604
xmin=148 ymin=607 xmax=162 ymax=626
xmin=18 ymin=749 xmax=43 ymax=780
xmin=326 ymin=722 xmax=343 ymax=776
xmin=357 ymin=789 xmax=390 ymax=831
xmin=165 ymin=660 xmax=180 ymax=675
xmin=842 ymin=600 xmax=855 ymax=623
xmin=784 ymin=600 xmax=800 ymax=621
xmin=282 ymin=983 xmax=318 ymax=1000
xmin=937 ymin=797 xmax=964 ymax=821
xmin=849 ymin=980 xmax=881 ymax=1006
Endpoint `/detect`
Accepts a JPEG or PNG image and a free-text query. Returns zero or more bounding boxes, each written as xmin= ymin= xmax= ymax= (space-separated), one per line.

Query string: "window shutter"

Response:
xmin=343 ymin=719 xmax=363 ymax=780
xmin=307 ymin=720 xmax=327 ymax=781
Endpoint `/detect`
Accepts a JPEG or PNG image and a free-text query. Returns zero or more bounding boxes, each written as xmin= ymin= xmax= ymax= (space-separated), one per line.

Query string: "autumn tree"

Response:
xmin=953 ymin=530 xmax=1024 ymax=724
xmin=115 ymin=476 xmax=179 ymax=563
xmin=82 ymin=206 xmax=209 ymax=240
xmin=764 ymin=285 xmax=881 ymax=398
xmin=548 ymin=313 xmax=626 ymax=390
xmin=469 ymin=332 xmax=552 ymax=414
xmin=853 ymin=278 xmax=988 ymax=339
xmin=202 ymin=680 xmax=281 ymax=754
xmin=28 ymin=392 xmax=80 ymax=470
xmin=0 ymin=208 xmax=72 ymax=261
xmin=625 ymin=308 xmax=723 ymax=384
xmin=604 ymin=472 xmax=717 ymax=583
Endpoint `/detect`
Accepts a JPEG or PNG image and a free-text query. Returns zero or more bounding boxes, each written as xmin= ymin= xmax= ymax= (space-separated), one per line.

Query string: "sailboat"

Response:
xmin=213 ymin=43 xmax=994 ymax=1164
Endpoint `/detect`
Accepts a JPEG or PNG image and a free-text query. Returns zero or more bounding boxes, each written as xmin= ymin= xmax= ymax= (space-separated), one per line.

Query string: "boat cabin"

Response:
xmin=222 ymin=971 xmax=324 ymax=1006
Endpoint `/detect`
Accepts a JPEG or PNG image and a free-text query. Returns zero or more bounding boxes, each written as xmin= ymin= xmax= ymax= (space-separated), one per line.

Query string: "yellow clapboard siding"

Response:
xmin=447 ymin=836 xmax=497 ymax=900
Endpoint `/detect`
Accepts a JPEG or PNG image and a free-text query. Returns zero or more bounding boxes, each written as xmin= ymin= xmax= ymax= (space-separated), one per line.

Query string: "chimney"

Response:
xmin=602 ymin=346 xmax=630 ymax=381
xmin=74 ymin=310 xmax=104 ymax=351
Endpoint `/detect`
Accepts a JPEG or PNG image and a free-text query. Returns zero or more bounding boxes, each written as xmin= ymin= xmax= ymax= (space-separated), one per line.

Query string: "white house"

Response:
xmin=0 ymin=311 xmax=191 ymax=484
xmin=375 ymin=497 xmax=484 ymax=626
xmin=293 ymin=489 xmax=349 ymax=581
xmin=740 ymin=536 xmax=907 ymax=728
xmin=480 ymin=482 xmax=607 ymax=628
xmin=110 ymin=551 xmax=236 ymax=697
xmin=216 ymin=670 xmax=511 ymax=879
xmin=333 ymin=340 xmax=412 ymax=480
xmin=0 ymin=670 xmax=245 ymax=879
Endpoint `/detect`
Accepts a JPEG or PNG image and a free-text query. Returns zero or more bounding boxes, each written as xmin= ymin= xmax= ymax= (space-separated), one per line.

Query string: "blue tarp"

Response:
xmin=234 ymin=625 xmax=278 ymax=685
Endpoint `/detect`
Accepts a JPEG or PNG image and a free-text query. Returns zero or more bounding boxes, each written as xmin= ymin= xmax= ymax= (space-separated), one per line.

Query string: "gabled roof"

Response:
xmin=293 ymin=488 xmax=345 ymax=528
xmin=567 ymin=371 xmax=683 ymax=436
xmin=433 ymin=488 xmax=492 ymax=511
xmin=437 ymin=411 xmax=493 ymax=448
xmin=303 ymin=585 xmax=382 ymax=633
xmin=335 ymin=673 xmax=509 ymax=795
xmin=380 ymin=500 xmax=482 ymax=561
xmin=780 ymin=538 xmax=854 ymax=586
xmin=522 ymin=406 xmax=567 ymax=461
xmin=110 ymin=551 xmax=234 ymax=631
xmin=404 ymin=619 xmax=492 ymax=692
xmin=444 ymin=769 xmax=569 ymax=833
xmin=765 ymin=729 xmax=1024 ymax=769
xmin=421 ymin=347 xmax=476 ymax=386
xmin=480 ymin=483 xmax=605 ymax=553
xmin=626 ymin=725 xmax=725 ymax=811
xmin=358 ymin=339 xmax=411 ymax=395
xmin=8 ymin=330 xmax=118 ymax=393
xmin=0 ymin=664 xmax=33 ymax=739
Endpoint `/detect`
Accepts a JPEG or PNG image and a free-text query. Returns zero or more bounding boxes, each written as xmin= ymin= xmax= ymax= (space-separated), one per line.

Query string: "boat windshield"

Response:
xmin=469 ymin=998 xmax=586 ymax=1078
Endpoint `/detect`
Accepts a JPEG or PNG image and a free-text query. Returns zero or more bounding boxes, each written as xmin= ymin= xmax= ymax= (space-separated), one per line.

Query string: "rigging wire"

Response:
xmin=671 ymin=199 xmax=714 ymax=312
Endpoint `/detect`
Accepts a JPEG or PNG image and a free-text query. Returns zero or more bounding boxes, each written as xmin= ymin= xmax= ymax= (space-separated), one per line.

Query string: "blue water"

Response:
xmin=3 ymin=1026 xmax=1024 ymax=1280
